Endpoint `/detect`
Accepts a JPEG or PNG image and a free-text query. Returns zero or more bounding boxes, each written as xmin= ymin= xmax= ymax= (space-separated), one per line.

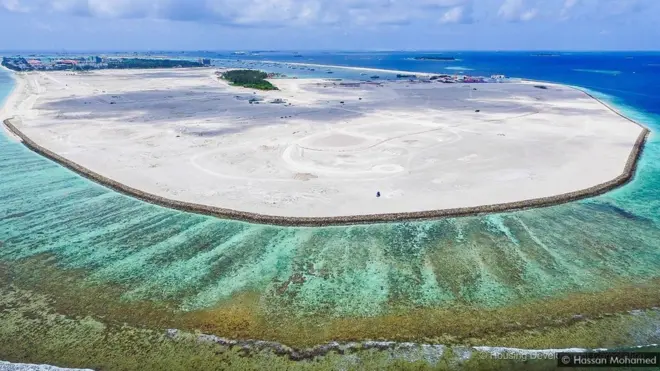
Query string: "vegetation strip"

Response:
xmin=1 ymin=57 xmax=207 ymax=72
xmin=1 ymin=89 xmax=650 ymax=226
xmin=219 ymin=69 xmax=278 ymax=90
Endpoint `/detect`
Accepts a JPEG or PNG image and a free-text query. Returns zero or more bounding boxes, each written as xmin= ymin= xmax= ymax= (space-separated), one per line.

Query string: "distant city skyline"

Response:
xmin=1 ymin=0 xmax=658 ymax=51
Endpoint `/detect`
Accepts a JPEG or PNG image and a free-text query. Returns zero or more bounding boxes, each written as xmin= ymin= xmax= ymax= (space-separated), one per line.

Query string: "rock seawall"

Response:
xmin=2 ymin=112 xmax=650 ymax=227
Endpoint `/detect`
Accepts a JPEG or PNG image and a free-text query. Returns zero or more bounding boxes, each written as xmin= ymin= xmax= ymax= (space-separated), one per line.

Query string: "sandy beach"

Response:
xmin=1 ymin=67 xmax=645 ymax=218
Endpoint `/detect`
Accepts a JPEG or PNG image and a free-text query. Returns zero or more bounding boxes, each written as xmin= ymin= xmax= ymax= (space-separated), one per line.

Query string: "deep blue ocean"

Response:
xmin=7 ymin=50 xmax=659 ymax=118
xmin=1 ymin=52 xmax=660 ymax=351
xmin=183 ymin=50 xmax=660 ymax=119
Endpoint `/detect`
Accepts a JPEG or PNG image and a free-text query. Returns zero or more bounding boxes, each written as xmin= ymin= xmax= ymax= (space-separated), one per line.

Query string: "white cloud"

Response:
xmin=6 ymin=0 xmax=651 ymax=28
xmin=520 ymin=8 xmax=537 ymax=21
xmin=0 ymin=0 xmax=477 ymax=27
xmin=560 ymin=0 xmax=578 ymax=19
xmin=439 ymin=5 xmax=469 ymax=24
xmin=420 ymin=0 xmax=468 ymax=8
xmin=601 ymin=0 xmax=646 ymax=16
xmin=497 ymin=0 xmax=537 ymax=22
xmin=1 ymin=0 xmax=29 ymax=12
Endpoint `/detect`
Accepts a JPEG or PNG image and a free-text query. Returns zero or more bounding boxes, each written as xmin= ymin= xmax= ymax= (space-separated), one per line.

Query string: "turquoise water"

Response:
xmin=0 ymin=58 xmax=659 ymax=318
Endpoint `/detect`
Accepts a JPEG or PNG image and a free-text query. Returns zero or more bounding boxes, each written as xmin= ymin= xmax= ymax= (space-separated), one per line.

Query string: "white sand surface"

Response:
xmin=0 ymin=66 xmax=24 ymax=141
xmin=2 ymin=67 xmax=644 ymax=217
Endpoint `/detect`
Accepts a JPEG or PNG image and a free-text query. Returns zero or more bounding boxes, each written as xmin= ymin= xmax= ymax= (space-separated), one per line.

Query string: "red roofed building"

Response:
xmin=57 ymin=59 xmax=78 ymax=65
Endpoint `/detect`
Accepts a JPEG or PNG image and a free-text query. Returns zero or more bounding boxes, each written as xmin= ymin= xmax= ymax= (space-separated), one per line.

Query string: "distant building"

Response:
xmin=57 ymin=59 xmax=78 ymax=65
xmin=462 ymin=76 xmax=484 ymax=83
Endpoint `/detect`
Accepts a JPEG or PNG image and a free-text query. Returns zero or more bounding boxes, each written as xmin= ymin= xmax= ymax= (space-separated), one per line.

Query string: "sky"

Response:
xmin=0 ymin=0 xmax=658 ymax=51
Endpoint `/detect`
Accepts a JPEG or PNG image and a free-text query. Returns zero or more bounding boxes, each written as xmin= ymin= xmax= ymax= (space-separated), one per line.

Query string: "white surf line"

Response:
xmin=232 ymin=59 xmax=436 ymax=78
xmin=182 ymin=328 xmax=660 ymax=361
xmin=0 ymin=67 xmax=22 ymax=118
xmin=0 ymin=360 xmax=93 ymax=370
xmin=472 ymin=346 xmax=608 ymax=356
xmin=473 ymin=343 xmax=660 ymax=356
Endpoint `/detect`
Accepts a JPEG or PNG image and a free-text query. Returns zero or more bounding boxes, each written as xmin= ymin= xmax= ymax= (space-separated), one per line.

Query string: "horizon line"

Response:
xmin=1 ymin=49 xmax=660 ymax=53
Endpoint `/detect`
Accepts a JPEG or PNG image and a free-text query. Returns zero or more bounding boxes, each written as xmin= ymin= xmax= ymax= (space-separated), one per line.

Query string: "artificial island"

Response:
xmin=1 ymin=57 xmax=648 ymax=225
xmin=0 ymin=55 xmax=658 ymax=371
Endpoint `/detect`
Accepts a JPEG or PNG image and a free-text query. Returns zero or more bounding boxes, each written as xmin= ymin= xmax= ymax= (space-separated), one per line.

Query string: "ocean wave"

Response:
xmin=445 ymin=66 xmax=473 ymax=71
xmin=404 ymin=57 xmax=462 ymax=62
xmin=573 ymin=68 xmax=622 ymax=76
xmin=181 ymin=327 xmax=660 ymax=363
